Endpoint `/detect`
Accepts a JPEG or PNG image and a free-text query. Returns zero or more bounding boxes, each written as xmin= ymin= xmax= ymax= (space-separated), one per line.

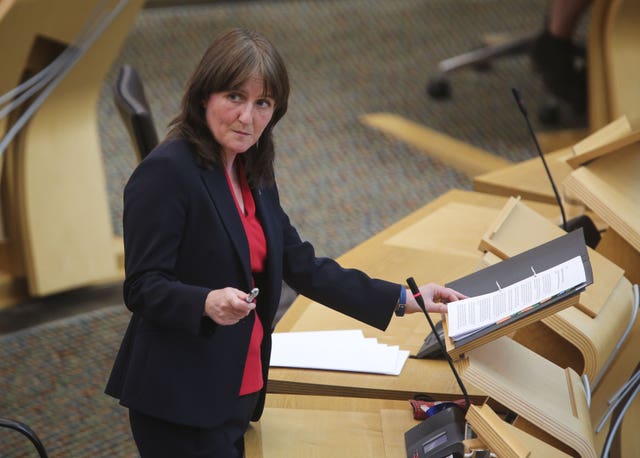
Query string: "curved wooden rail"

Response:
xmin=0 ymin=0 xmax=145 ymax=301
xmin=588 ymin=0 xmax=640 ymax=130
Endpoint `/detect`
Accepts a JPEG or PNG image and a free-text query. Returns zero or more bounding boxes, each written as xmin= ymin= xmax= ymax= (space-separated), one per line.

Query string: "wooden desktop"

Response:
xmin=258 ymin=188 xmax=639 ymax=457
xmin=269 ymin=190 xmax=560 ymax=400
xmin=259 ymin=191 xmax=571 ymax=456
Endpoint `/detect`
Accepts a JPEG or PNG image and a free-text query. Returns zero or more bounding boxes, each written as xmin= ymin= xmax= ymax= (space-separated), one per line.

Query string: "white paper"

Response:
xmin=270 ymin=329 xmax=409 ymax=375
xmin=447 ymin=256 xmax=586 ymax=341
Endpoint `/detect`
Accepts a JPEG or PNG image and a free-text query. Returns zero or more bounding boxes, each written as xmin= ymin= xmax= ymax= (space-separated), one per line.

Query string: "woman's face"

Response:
xmin=204 ymin=76 xmax=275 ymax=160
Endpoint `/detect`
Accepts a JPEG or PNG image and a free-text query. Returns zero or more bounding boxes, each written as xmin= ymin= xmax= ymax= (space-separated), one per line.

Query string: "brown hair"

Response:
xmin=166 ymin=28 xmax=289 ymax=186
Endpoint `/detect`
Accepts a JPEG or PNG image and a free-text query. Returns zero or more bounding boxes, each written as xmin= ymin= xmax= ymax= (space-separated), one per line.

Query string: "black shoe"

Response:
xmin=531 ymin=30 xmax=587 ymax=114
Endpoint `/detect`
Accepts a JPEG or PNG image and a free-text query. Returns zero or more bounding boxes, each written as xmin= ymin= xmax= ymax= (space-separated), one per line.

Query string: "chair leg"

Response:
xmin=0 ymin=417 xmax=49 ymax=458
xmin=426 ymin=32 xmax=536 ymax=100
xmin=439 ymin=33 xmax=534 ymax=74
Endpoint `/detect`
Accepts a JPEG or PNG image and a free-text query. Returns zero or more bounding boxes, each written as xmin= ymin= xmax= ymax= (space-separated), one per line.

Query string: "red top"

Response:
xmin=225 ymin=163 xmax=267 ymax=396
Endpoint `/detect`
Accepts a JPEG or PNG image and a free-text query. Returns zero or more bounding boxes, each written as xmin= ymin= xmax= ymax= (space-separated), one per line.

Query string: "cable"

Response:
xmin=593 ymin=284 xmax=639 ymax=389
xmin=0 ymin=0 xmax=109 ymax=109
xmin=0 ymin=0 xmax=130 ymax=159
xmin=600 ymin=376 xmax=640 ymax=458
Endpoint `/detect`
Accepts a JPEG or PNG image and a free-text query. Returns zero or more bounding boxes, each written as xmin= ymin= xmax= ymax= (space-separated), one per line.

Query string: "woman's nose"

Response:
xmin=238 ymin=103 xmax=253 ymax=123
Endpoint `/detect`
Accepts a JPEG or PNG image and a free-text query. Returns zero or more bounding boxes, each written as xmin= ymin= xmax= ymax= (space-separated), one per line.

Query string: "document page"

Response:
xmin=270 ymin=329 xmax=410 ymax=375
xmin=447 ymin=256 xmax=586 ymax=341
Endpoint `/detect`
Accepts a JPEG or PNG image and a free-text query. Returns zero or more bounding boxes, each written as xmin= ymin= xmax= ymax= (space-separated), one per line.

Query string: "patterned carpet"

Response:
xmin=98 ymin=0 xmax=585 ymax=258
xmin=1 ymin=306 xmax=134 ymax=457
xmin=2 ymin=0 xmax=590 ymax=456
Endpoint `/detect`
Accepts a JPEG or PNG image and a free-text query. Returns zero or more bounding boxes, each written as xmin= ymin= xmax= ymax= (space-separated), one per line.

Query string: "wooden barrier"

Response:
xmin=0 ymin=0 xmax=145 ymax=305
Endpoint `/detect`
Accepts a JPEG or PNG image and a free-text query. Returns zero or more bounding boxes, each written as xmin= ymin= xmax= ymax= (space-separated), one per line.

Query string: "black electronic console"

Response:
xmin=415 ymin=320 xmax=445 ymax=359
xmin=404 ymin=277 xmax=472 ymax=458
xmin=404 ymin=405 xmax=466 ymax=458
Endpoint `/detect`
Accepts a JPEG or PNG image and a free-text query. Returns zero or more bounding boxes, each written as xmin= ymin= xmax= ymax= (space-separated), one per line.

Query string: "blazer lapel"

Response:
xmin=200 ymin=166 xmax=252 ymax=286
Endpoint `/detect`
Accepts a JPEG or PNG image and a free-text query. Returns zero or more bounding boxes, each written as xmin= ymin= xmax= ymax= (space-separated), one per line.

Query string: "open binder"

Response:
xmin=443 ymin=229 xmax=593 ymax=360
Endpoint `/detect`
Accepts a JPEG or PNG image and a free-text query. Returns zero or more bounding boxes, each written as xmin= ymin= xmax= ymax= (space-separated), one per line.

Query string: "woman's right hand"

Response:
xmin=203 ymin=287 xmax=256 ymax=325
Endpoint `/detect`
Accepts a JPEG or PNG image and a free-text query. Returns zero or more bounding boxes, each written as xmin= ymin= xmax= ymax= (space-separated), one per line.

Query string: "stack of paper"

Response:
xmin=447 ymin=256 xmax=587 ymax=342
xmin=270 ymin=329 xmax=409 ymax=375
xmin=444 ymin=230 xmax=592 ymax=360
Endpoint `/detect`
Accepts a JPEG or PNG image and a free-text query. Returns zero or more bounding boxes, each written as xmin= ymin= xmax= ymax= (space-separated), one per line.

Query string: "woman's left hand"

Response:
xmin=404 ymin=283 xmax=466 ymax=314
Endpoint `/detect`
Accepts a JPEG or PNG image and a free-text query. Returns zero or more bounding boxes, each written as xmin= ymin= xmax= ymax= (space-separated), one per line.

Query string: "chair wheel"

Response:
xmin=538 ymin=100 xmax=560 ymax=125
xmin=427 ymin=77 xmax=451 ymax=99
xmin=472 ymin=61 xmax=492 ymax=72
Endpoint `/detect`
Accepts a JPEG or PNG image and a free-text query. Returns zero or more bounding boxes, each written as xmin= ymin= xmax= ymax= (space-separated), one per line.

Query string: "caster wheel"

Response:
xmin=427 ymin=77 xmax=451 ymax=99
xmin=472 ymin=60 xmax=492 ymax=72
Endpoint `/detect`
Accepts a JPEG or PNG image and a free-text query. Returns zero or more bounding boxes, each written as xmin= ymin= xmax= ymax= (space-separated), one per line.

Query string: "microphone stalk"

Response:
xmin=406 ymin=277 xmax=470 ymax=410
xmin=511 ymin=87 xmax=568 ymax=231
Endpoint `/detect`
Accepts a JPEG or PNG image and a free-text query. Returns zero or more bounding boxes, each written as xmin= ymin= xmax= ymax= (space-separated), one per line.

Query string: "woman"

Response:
xmin=105 ymin=28 xmax=464 ymax=457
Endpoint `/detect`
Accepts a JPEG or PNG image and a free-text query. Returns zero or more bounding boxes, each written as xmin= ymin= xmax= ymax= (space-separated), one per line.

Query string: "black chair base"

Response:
xmin=0 ymin=417 xmax=49 ymax=458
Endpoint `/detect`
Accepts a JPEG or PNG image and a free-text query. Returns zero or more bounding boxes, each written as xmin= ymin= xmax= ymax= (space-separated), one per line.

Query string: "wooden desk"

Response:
xmin=246 ymin=395 xmax=415 ymax=458
xmin=473 ymin=119 xmax=640 ymax=287
xmin=472 ymin=147 xmax=605 ymax=233
xmin=269 ymin=190 xmax=560 ymax=401
xmin=472 ymin=148 xmax=574 ymax=206
xmin=266 ymin=189 xmax=640 ymax=456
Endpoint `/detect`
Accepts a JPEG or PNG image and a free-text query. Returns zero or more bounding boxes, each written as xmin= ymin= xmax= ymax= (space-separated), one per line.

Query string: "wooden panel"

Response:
xmin=466 ymin=403 xmax=574 ymax=457
xmin=1 ymin=0 xmax=145 ymax=295
xmin=589 ymin=309 xmax=640 ymax=455
xmin=245 ymin=395 xmax=416 ymax=458
xmin=564 ymin=145 xmax=640 ymax=254
xmin=463 ymin=338 xmax=597 ymax=458
xmin=360 ymin=112 xmax=510 ymax=176
xmin=597 ymin=229 xmax=640 ymax=286
xmin=588 ymin=0 xmax=640 ymax=130
xmin=605 ymin=0 xmax=640 ymax=125
xmin=587 ymin=0 xmax=614 ymax=130
xmin=567 ymin=121 xmax=637 ymax=168
xmin=473 ymin=148 xmax=574 ymax=205
xmin=247 ymin=408 xmax=386 ymax=457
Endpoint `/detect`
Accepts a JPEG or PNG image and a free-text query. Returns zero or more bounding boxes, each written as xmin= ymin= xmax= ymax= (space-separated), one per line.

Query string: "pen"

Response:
xmin=246 ymin=288 xmax=259 ymax=303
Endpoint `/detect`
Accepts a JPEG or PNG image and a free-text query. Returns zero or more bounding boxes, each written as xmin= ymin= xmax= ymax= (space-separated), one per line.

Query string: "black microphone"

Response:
xmin=511 ymin=88 xmax=601 ymax=248
xmin=406 ymin=277 xmax=470 ymax=410
xmin=511 ymin=87 xmax=568 ymax=231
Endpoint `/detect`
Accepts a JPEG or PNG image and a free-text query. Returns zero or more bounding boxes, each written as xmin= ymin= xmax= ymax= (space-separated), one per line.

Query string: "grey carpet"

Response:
xmin=2 ymin=0 xmax=591 ymax=456
xmin=99 ymin=0 xmax=585 ymax=258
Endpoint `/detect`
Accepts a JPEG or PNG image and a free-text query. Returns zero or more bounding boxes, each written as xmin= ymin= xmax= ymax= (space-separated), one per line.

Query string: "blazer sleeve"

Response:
xmin=266 ymin=185 xmax=400 ymax=330
xmin=122 ymin=148 xmax=210 ymax=335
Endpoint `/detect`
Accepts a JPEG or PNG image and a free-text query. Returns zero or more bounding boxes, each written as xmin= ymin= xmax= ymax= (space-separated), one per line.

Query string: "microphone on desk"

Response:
xmin=511 ymin=87 xmax=601 ymax=249
xmin=407 ymin=277 xmax=470 ymax=411
xmin=403 ymin=277 xmax=471 ymax=458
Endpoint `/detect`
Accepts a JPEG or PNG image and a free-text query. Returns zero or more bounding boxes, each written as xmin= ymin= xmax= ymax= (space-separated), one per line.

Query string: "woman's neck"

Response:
xmin=224 ymin=152 xmax=238 ymax=176
xmin=226 ymin=156 xmax=245 ymax=215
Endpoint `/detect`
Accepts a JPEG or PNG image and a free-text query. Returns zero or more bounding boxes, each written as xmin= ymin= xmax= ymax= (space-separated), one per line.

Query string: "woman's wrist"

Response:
xmin=394 ymin=285 xmax=407 ymax=317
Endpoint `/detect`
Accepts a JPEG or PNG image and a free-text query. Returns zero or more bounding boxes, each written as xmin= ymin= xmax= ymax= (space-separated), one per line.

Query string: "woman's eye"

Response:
xmin=227 ymin=93 xmax=242 ymax=101
xmin=257 ymin=99 xmax=274 ymax=108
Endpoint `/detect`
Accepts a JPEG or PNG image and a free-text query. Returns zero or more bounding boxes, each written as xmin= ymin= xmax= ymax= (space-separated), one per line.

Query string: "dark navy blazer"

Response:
xmin=105 ymin=138 xmax=400 ymax=428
